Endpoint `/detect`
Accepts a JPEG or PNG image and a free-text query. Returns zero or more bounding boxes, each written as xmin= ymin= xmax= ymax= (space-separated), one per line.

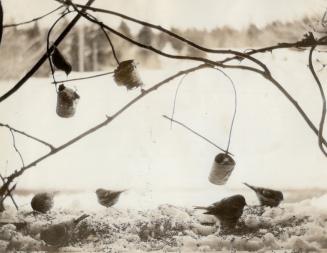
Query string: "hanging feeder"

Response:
xmin=56 ymin=84 xmax=80 ymax=118
xmin=209 ymin=153 xmax=235 ymax=185
xmin=113 ymin=60 xmax=143 ymax=90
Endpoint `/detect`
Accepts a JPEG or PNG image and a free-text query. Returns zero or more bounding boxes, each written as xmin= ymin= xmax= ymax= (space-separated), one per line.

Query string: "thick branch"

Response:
xmin=0 ymin=0 xmax=96 ymax=103
xmin=59 ymin=0 xmax=270 ymax=73
xmin=66 ymin=6 xmax=264 ymax=77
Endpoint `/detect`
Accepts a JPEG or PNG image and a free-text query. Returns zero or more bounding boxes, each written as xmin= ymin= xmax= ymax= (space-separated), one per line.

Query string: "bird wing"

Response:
xmin=41 ymin=224 xmax=67 ymax=246
xmin=204 ymin=201 xmax=223 ymax=214
xmin=260 ymin=189 xmax=275 ymax=198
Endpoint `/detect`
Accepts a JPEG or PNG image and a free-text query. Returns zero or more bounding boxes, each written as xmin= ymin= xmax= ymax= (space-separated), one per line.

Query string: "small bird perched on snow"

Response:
xmin=194 ymin=194 xmax=247 ymax=229
xmin=95 ymin=188 xmax=126 ymax=208
xmin=40 ymin=214 xmax=89 ymax=247
xmin=244 ymin=182 xmax=283 ymax=207
xmin=31 ymin=192 xmax=55 ymax=213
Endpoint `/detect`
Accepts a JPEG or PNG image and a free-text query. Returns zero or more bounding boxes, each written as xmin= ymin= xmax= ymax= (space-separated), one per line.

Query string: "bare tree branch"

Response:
xmin=0 ymin=123 xmax=55 ymax=150
xmin=66 ymin=5 xmax=265 ymax=77
xmin=3 ymin=184 xmax=17 ymax=201
xmin=3 ymin=5 xmax=65 ymax=28
xmin=0 ymin=64 xmax=209 ymax=190
xmin=60 ymin=0 xmax=271 ymax=73
xmin=0 ymin=174 xmax=18 ymax=210
xmin=9 ymin=129 xmax=25 ymax=168
xmin=83 ymin=12 xmax=327 ymax=153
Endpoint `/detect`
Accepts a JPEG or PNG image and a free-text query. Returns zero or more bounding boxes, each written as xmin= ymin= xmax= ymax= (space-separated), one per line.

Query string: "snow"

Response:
xmin=1 ymin=193 xmax=327 ymax=252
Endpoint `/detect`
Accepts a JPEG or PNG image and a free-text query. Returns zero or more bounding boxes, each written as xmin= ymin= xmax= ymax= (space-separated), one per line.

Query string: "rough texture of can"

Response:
xmin=56 ymin=84 xmax=80 ymax=118
xmin=114 ymin=60 xmax=143 ymax=90
xmin=209 ymin=153 xmax=235 ymax=185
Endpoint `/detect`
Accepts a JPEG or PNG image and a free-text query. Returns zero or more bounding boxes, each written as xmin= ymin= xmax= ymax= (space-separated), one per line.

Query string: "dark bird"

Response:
xmin=95 ymin=188 xmax=126 ymax=208
xmin=244 ymin=182 xmax=283 ymax=207
xmin=194 ymin=194 xmax=247 ymax=229
xmin=31 ymin=192 xmax=54 ymax=213
xmin=40 ymin=214 xmax=89 ymax=247
xmin=51 ymin=47 xmax=72 ymax=75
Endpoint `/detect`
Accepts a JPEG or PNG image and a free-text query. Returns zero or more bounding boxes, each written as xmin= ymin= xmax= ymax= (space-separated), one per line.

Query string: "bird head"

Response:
xmin=232 ymin=194 xmax=247 ymax=207
xmin=276 ymin=191 xmax=284 ymax=201
xmin=95 ymin=188 xmax=106 ymax=196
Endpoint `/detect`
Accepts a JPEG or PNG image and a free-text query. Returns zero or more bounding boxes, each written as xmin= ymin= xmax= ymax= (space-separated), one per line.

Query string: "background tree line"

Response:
xmin=0 ymin=16 xmax=315 ymax=79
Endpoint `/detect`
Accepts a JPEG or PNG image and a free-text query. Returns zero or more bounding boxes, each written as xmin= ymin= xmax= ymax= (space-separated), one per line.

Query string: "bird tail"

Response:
xmin=74 ymin=214 xmax=90 ymax=224
xmin=193 ymin=206 xmax=208 ymax=210
xmin=243 ymin=182 xmax=257 ymax=191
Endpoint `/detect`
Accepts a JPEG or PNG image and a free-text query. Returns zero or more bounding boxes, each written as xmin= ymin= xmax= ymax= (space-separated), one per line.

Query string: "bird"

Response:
xmin=194 ymin=194 xmax=247 ymax=229
xmin=31 ymin=192 xmax=55 ymax=213
xmin=40 ymin=214 xmax=89 ymax=247
xmin=95 ymin=188 xmax=126 ymax=208
xmin=244 ymin=182 xmax=283 ymax=207
xmin=51 ymin=47 xmax=72 ymax=75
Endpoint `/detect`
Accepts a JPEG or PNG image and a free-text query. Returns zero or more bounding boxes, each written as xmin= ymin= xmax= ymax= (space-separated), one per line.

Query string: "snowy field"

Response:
xmin=1 ymin=49 xmax=327 ymax=251
xmin=1 ymin=193 xmax=327 ymax=252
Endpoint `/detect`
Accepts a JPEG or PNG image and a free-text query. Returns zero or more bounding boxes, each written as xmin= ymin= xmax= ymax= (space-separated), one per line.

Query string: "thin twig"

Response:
xmin=0 ymin=0 xmax=96 ymax=103
xmin=9 ymin=130 xmax=25 ymax=167
xmin=162 ymin=115 xmax=232 ymax=155
xmin=85 ymin=12 xmax=120 ymax=64
xmin=52 ymin=71 xmax=114 ymax=84
xmin=0 ymin=123 xmax=55 ymax=150
xmin=4 ymin=184 xmax=17 ymax=201
xmin=99 ymin=26 xmax=120 ymax=65
xmin=3 ymin=5 xmax=65 ymax=28
xmin=0 ymin=174 xmax=18 ymax=210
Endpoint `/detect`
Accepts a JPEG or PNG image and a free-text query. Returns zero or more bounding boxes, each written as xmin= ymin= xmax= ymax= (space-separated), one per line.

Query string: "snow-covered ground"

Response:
xmin=1 ymin=192 xmax=327 ymax=252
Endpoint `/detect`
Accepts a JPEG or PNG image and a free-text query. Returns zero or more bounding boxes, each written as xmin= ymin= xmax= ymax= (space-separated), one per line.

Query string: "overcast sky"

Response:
xmin=2 ymin=0 xmax=327 ymax=30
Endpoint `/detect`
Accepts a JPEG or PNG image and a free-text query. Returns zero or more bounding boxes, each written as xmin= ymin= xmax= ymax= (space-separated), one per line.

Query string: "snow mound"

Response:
xmin=1 ymin=201 xmax=327 ymax=252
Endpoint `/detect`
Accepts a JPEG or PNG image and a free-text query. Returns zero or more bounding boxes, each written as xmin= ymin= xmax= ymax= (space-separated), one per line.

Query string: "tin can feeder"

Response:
xmin=209 ymin=153 xmax=235 ymax=185
xmin=56 ymin=84 xmax=80 ymax=118
xmin=114 ymin=60 xmax=143 ymax=90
